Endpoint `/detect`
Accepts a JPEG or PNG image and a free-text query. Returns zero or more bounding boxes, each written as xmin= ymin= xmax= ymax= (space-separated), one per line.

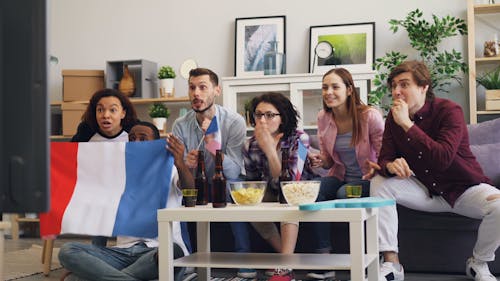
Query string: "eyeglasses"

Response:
xmin=253 ymin=112 xmax=281 ymax=120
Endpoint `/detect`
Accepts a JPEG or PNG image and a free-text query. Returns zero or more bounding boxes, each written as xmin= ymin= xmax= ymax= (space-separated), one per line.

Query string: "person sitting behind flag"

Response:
xmin=242 ymin=92 xmax=318 ymax=281
xmin=170 ymin=67 xmax=256 ymax=278
xmin=58 ymin=121 xmax=193 ymax=281
xmin=70 ymin=88 xmax=139 ymax=247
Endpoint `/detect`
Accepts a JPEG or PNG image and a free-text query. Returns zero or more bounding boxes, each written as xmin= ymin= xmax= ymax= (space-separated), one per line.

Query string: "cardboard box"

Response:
xmin=485 ymin=89 xmax=500 ymax=111
xmin=62 ymin=70 xmax=104 ymax=102
xmin=61 ymin=102 xmax=87 ymax=136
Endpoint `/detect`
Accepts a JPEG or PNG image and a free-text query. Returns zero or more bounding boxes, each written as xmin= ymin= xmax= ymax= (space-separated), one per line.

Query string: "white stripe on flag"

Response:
xmin=61 ymin=142 xmax=127 ymax=236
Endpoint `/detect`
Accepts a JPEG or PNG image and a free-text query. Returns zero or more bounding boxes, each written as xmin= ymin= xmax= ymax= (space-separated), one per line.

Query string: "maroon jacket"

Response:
xmin=378 ymin=97 xmax=491 ymax=206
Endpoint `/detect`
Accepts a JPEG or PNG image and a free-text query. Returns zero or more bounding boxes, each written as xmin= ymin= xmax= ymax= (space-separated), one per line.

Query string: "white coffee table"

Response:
xmin=157 ymin=203 xmax=380 ymax=281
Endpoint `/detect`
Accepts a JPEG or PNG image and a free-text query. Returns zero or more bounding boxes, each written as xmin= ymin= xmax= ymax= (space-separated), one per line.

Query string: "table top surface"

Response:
xmin=157 ymin=202 xmax=378 ymax=222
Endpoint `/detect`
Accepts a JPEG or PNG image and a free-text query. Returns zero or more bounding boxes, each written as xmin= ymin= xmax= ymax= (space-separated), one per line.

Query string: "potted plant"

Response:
xmin=369 ymin=9 xmax=468 ymax=112
xmin=476 ymin=66 xmax=500 ymax=110
xmin=149 ymin=103 xmax=170 ymax=132
xmin=158 ymin=65 xmax=176 ymax=98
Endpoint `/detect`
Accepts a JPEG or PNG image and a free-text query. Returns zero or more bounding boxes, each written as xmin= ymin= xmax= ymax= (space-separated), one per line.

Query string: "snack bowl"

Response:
xmin=280 ymin=180 xmax=320 ymax=206
xmin=229 ymin=181 xmax=267 ymax=206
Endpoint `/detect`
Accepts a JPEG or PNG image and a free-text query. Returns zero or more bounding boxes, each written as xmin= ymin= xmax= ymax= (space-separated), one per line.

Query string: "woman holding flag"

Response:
xmin=242 ymin=92 xmax=317 ymax=281
xmin=306 ymin=67 xmax=384 ymax=279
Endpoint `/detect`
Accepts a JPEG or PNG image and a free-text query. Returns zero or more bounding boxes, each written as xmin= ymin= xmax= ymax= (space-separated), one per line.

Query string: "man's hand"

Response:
xmin=386 ymin=157 xmax=413 ymax=178
xmin=185 ymin=149 xmax=199 ymax=169
xmin=166 ymin=134 xmax=185 ymax=168
xmin=391 ymin=99 xmax=413 ymax=131
xmin=362 ymin=160 xmax=381 ymax=180
xmin=200 ymin=117 xmax=211 ymax=133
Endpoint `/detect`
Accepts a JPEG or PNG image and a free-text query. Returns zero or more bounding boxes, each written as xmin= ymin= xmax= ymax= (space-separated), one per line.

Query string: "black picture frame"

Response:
xmin=309 ymin=22 xmax=375 ymax=74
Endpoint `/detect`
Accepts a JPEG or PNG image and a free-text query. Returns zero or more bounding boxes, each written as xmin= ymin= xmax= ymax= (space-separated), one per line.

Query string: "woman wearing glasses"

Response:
xmin=242 ymin=92 xmax=317 ymax=281
xmin=305 ymin=67 xmax=384 ymax=279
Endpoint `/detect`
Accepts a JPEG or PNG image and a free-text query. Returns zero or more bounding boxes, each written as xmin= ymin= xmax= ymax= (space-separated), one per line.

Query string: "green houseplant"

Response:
xmin=158 ymin=65 xmax=176 ymax=79
xmin=149 ymin=103 xmax=170 ymax=132
xmin=477 ymin=66 xmax=500 ymax=111
xmin=476 ymin=66 xmax=500 ymax=90
xmin=369 ymin=9 xmax=468 ymax=109
xmin=149 ymin=103 xmax=170 ymax=118
xmin=158 ymin=65 xmax=176 ymax=98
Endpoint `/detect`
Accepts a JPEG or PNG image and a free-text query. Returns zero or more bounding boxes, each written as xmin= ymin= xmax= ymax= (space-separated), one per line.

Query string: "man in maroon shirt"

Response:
xmin=368 ymin=61 xmax=500 ymax=281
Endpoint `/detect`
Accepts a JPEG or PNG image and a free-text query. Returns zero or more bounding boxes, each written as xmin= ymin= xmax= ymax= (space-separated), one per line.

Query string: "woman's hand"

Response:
xmin=362 ymin=160 xmax=381 ymax=180
xmin=254 ymin=122 xmax=282 ymax=156
xmin=308 ymin=152 xmax=323 ymax=168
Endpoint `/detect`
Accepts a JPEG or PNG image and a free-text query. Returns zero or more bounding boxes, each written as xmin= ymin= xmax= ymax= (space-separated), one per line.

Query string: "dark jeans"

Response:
xmin=312 ymin=176 xmax=371 ymax=253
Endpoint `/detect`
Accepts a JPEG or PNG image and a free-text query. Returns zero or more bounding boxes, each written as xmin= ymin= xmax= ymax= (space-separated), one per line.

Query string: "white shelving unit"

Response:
xmin=467 ymin=0 xmax=500 ymax=124
xmin=221 ymin=72 xmax=375 ymax=131
xmin=157 ymin=203 xmax=380 ymax=281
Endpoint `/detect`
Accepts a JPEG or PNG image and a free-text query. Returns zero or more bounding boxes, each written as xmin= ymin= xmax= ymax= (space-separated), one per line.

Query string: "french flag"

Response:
xmin=295 ymin=140 xmax=307 ymax=181
xmin=204 ymin=116 xmax=222 ymax=154
xmin=39 ymin=140 xmax=173 ymax=239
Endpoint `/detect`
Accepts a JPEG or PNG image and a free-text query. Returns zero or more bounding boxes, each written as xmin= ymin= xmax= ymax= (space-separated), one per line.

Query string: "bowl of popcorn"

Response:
xmin=229 ymin=181 xmax=267 ymax=206
xmin=280 ymin=180 xmax=320 ymax=206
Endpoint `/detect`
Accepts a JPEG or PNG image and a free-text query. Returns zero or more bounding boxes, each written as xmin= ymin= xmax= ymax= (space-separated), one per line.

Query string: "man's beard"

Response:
xmin=193 ymin=100 xmax=214 ymax=113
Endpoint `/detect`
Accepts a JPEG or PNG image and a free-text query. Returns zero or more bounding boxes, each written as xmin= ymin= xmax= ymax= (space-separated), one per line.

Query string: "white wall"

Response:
xmin=49 ymin=0 xmax=470 ymax=117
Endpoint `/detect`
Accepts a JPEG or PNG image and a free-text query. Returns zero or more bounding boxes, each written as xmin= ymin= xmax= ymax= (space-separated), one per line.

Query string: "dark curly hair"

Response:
xmin=82 ymin=88 xmax=138 ymax=132
xmin=248 ymin=92 xmax=299 ymax=139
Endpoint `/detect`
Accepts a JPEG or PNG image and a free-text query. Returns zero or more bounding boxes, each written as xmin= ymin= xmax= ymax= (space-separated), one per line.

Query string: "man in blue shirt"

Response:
xmin=171 ymin=67 xmax=255 ymax=278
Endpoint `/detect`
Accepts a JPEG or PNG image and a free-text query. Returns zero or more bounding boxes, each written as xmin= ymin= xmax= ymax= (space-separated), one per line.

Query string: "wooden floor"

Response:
xmin=2 ymin=236 xmax=490 ymax=281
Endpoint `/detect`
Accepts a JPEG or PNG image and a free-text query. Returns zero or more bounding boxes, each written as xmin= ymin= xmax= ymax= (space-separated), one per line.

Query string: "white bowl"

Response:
xmin=229 ymin=181 xmax=267 ymax=206
xmin=280 ymin=180 xmax=320 ymax=206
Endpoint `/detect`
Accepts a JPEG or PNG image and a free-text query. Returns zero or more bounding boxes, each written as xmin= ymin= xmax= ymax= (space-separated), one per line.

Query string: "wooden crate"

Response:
xmin=485 ymin=89 xmax=500 ymax=111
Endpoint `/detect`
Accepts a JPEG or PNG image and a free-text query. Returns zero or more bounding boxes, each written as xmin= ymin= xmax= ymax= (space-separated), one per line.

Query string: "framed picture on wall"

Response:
xmin=235 ymin=15 xmax=286 ymax=77
xmin=309 ymin=22 xmax=375 ymax=74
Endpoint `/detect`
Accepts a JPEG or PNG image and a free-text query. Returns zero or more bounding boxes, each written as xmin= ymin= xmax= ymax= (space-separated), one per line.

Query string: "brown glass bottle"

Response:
xmin=195 ymin=150 xmax=209 ymax=205
xmin=212 ymin=149 xmax=227 ymax=208
xmin=279 ymin=147 xmax=292 ymax=204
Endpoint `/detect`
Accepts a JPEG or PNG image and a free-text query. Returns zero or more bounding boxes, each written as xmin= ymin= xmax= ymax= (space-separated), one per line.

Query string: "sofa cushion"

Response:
xmin=467 ymin=117 xmax=500 ymax=145
xmin=470 ymin=143 xmax=500 ymax=186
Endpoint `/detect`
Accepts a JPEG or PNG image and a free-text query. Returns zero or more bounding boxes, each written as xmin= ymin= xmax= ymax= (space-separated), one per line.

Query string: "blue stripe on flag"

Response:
xmin=205 ymin=116 xmax=218 ymax=135
xmin=113 ymin=139 xmax=173 ymax=238
xmin=298 ymin=140 xmax=307 ymax=161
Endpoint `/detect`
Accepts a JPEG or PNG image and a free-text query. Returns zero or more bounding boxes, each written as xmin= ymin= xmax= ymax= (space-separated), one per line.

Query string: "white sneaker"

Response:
xmin=306 ymin=270 xmax=336 ymax=279
xmin=379 ymin=262 xmax=404 ymax=281
xmin=466 ymin=257 xmax=497 ymax=281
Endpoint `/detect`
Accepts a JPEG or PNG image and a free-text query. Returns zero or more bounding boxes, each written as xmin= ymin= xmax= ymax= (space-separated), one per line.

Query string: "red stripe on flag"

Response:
xmin=39 ymin=142 xmax=79 ymax=237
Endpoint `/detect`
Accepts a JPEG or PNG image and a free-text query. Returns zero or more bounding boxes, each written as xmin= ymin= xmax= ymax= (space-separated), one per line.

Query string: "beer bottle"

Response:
xmin=279 ymin=147 xmax=292 ymax=204
xmin=212 ymin=149 xmax=227 ymax=208
xmin=195 ymin=150 xmax=209 ymax=205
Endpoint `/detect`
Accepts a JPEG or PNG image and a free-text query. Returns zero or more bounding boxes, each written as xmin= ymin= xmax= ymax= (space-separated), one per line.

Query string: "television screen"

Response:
xmin=0 ymin=0 xmax=49 ymax=212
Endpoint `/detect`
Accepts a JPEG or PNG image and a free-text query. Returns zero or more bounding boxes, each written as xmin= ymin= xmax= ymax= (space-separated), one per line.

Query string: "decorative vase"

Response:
xmin=264 ymin=40 xmax=286 ymax=75
xmin=159 ymin=78 xmax=175 ymax=98
xmin=152 ymin=117 xmax=167 ymax=132
xmin=119 ymin=65 xmax=135 ymax=97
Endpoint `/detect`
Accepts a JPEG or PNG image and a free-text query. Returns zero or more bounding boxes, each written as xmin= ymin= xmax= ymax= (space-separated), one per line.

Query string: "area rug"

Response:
xmin=3 ymin=244 xmax=61 ymax=280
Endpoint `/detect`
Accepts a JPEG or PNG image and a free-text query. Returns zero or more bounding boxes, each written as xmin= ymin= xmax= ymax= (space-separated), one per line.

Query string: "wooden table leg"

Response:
xmin=0 ymin=222 xmax=12 ymax=280
xmin=42 ymin=238 xmax=54 ymax=276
